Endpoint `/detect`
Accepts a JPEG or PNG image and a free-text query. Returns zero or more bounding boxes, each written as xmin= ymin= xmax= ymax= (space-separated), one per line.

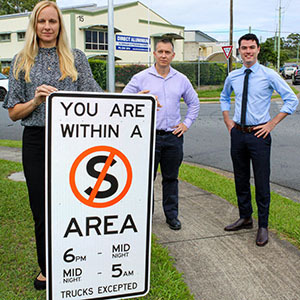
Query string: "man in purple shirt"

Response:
xmin=123 ymin=39 xmax=200 ymax=230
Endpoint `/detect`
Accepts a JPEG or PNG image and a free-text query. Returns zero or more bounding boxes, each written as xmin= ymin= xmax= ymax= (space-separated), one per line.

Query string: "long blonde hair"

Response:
xmin=14 ymin=1 xmax=78 ymax=82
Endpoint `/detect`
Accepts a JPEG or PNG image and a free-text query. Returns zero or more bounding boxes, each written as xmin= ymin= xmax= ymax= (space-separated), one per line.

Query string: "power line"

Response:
xmin=203 ymin=28 xmax=296 ymax=34
xmin=285 ymin=0 xmax=292 ymax=11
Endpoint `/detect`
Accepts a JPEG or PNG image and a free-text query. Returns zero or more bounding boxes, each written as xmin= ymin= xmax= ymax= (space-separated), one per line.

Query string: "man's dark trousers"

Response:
xmin=230 ymin=127 xmax=271 ymax=228
xmin=154 ymin=132 xmax=183 ymax=220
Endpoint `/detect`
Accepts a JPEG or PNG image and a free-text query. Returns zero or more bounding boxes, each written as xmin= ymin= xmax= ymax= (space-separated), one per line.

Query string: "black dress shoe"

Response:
xmin=166 ymin=218 xmax=181 ymax=230
xmin=256 ymin=227 xmax=268 ymax=247
xmin=224 ymin=217 xmax=253 ymax=231
xmin=34 ymin=273 xmax=46 ymax=290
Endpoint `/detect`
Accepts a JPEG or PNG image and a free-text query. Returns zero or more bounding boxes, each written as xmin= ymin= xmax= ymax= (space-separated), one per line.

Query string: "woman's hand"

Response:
xmin=33 ymin=85 xmax=58 ymax=107
xmin=8 ymin=85 xmax=57 ymax=121
xmin=138 ymin=90 xmax=162 ymax=110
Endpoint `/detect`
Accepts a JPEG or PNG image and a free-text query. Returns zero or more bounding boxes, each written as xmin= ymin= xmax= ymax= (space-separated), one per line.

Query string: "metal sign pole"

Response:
xmin=108 ymin=0 xmax=115 ymax=92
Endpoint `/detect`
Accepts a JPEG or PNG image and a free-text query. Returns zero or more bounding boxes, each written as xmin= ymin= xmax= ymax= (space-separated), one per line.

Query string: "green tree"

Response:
xmin=283 ymin=33 xmax=300 ymax=58
xmin=259 ymin=38 xmax=276 ymax=65
xmin=0 ymin=0 xmax=55 ymax=15
xmin=284 ymin=33 xmax=300 ymax=48
xmin=259 ymin=37 xmax=289 ymax=66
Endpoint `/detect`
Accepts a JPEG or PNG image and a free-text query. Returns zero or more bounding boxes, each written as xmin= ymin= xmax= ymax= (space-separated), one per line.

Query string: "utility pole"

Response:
xmin=108 ymin=0 xmax=115 ymax=92
xmin=147 ymin=4 xmax=151 ymax=66
xmin=297 ymin=42 xmax=299 ymax=65
xmin=274 ymin=28 xmax=277 ymax=52
xmin=229 ymin=0 xmax=233 ymax=72
xmin=277 ymin=0 xmax=281 ymax=72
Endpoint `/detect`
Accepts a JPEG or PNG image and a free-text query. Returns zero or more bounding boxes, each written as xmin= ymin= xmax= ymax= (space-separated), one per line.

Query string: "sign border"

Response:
xmin=46 ymin=92 xmax=156 ymax=300
xmin=222 ymin=45 xmax=233 ymax=60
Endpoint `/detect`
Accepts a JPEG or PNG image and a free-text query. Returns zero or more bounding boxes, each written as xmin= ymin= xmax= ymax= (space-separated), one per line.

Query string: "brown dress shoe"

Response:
xmin=224 ymin=217 xmax=253 ymax=231
xmin=256 ymin=227 xmax=268 ymax=246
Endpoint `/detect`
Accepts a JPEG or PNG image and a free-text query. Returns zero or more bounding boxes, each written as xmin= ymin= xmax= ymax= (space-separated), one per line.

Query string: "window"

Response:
xmin=85 ymin=30 xmax=108 ymax=50
xmin=1 ymin=61 xmax=12 ymax=68
xmin=17 ymin=32 xmax=26 ymax=41
xmin=0 ymin=33 xmax=11 ymax=42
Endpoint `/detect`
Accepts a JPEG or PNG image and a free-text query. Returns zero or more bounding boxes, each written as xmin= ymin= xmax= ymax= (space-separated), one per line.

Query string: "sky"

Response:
xmin=56 ymin=0 xmax=300 ymax=43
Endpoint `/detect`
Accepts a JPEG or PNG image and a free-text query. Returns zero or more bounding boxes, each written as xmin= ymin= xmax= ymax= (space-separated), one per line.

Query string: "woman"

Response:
xmin=3 ymin=1 xmax=102 ymax=290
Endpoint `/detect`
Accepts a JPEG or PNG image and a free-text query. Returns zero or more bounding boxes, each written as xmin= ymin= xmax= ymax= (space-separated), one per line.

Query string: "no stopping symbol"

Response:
xmin=69 ymin=146 xmax=132 ymax=208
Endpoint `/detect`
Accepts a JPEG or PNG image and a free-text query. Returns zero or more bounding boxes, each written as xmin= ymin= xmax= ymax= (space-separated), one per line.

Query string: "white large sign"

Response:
xmin=46 ymin=92 xmax=156 ymax=300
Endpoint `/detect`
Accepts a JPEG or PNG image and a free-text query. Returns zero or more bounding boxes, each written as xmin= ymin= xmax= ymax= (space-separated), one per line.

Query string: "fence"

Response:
xmin=89 ymin=59 xmax=242 ymax=91
xmin=1 ymin=60 xmax=242 ymax=92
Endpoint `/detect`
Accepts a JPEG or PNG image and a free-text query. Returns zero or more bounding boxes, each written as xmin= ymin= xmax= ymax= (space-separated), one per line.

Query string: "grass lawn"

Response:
xmin=197 ymin=83 xmax=299 ymax=102
xmin=197 ymin=86 xmax=223 ymax=98
xmin=179 ymin=164 xmax=300 ymax=248
xmin=1 ymin=139 xmax=300 ymax=299
xmin=0 ymin=139 xmax=22 ymax=148
xmin=0 ymin=159 xmax=194 ymax=300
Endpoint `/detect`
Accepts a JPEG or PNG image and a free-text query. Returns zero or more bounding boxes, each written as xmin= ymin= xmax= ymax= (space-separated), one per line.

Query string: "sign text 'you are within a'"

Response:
xmin=59 ymin=101 xmax=146 ymax=139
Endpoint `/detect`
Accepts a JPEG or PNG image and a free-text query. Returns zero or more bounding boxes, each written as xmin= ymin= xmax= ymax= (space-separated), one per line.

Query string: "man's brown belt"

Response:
xmin=234 ymin=123 xmax=257 ymax=133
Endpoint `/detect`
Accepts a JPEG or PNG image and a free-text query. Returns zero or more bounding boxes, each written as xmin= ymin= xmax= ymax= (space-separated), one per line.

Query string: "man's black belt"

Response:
xmin=156 ymin=130 xmax=172 ymax=135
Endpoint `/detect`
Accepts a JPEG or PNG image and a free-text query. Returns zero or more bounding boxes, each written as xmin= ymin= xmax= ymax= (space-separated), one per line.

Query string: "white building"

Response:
xmin=0 ymin=1 xmax=185 ymax=67
xmin=184 ymin=30 xmax=238 ymax=62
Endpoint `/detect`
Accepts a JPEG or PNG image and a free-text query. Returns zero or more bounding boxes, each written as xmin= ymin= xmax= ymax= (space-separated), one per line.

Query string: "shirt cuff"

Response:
xmin=183 ymin=119 xmax=192 ymax=128
xmin=220 ymin=102 xmax=231 ymax=112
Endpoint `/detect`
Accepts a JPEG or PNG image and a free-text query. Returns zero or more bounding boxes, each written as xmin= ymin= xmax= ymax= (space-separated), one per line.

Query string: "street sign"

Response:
xmin=116 ymin=35 xmax=150 ymax=52
xmin=222 ymin=46 xmax=233 ymax=60
xmin=46 ymin=92 xmax=156 ymax=300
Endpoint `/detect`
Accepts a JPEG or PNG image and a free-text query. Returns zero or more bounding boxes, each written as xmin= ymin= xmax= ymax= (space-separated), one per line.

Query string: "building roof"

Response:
xmin=0 ymin=2 xmax=139 ymax=18
xmin=151 ymin=33 xmax=184 ymax=40
xmin=79 ymin=24 xmax=121 ymax=33
xmin=60 ymin=2 xmax=130 ymax=12
xmin=184 ymin=30 xmax=218 ymax=42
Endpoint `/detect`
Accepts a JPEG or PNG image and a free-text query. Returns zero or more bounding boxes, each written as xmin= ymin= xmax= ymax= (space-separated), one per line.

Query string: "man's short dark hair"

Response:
xmin=155 ymin=38 xmax=174 ymax=51
xmin=238 ymin=33 xmax=260 ymax=48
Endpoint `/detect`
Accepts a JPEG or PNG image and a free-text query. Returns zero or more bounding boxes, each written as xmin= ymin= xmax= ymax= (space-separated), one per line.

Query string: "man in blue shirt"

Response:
xmin=123 ymin=39 xmax=200 ymax=230
xmin=220 ymin=33 xmax=298 ymax=246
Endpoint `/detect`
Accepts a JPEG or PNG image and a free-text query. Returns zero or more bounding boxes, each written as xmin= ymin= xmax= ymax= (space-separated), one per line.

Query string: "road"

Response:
xmin=183 ymin=99 xmax=300 ymax=193
xmin=1 ymin=84 xmax=299 ymax=193
xmin=0 ymin=104 xmax=23 ymax=140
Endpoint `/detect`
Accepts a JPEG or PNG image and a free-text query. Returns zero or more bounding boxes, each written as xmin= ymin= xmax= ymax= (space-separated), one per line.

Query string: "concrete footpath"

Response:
xmin=1 ymin=146 xmax=300 ymax=300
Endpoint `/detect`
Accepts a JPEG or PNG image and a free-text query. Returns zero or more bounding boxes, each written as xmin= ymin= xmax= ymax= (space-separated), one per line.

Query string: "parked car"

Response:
xmin=282 ymin=66 xmax=297 ymax=79
xmin=0 ymin=72 xmax=9 ymax=101
xmin=292 ymin=69 xmax=300 ymax=85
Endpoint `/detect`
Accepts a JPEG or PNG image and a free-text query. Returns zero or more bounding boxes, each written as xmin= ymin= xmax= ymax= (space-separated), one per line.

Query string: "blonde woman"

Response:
xmin=3 ymin=1 xmax=102 ymax=290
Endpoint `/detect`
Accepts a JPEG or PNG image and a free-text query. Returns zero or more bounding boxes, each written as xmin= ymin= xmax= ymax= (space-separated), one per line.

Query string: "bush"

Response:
xmin=87 ymin=60 xmax=235 ymax=89
xmin=115 ymin=64 xmax=147 ymax=85
xmin=171 ymin=62 xmax=196 ymax=87
xmin=88 ymin=59 xmax=107 ymax=90
xmin=196 ymin=62 xmax=227 ymax=86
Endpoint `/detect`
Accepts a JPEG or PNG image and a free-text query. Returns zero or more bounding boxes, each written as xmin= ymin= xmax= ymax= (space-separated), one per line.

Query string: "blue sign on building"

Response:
xmin=116 ymin=34 xmax=150 ymax=52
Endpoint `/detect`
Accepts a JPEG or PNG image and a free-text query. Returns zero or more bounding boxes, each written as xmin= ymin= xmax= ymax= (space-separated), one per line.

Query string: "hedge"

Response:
xmin=171 ymin=62 xmax=197 ymax=86
xmin=88 ymin=60 xmax=149 ymax=90
xmin=88 ymin=60 xmax=230 ymax=89
xmin=115 ymin=64 xmax=147 ymax=86
xmin=196 ymin=62 xmax=228 ymax=85
xmin=88 ymin=59 xmax=107 ymax=90
xmin=2 ymin=59 xmax=230 ymax=89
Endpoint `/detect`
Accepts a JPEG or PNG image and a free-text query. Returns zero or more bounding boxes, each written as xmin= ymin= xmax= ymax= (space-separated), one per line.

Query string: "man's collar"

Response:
xmin=241 ymin=61 xmax=259 ymax=73
xmin=149 ymin=64 xmax=177 ymax=78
